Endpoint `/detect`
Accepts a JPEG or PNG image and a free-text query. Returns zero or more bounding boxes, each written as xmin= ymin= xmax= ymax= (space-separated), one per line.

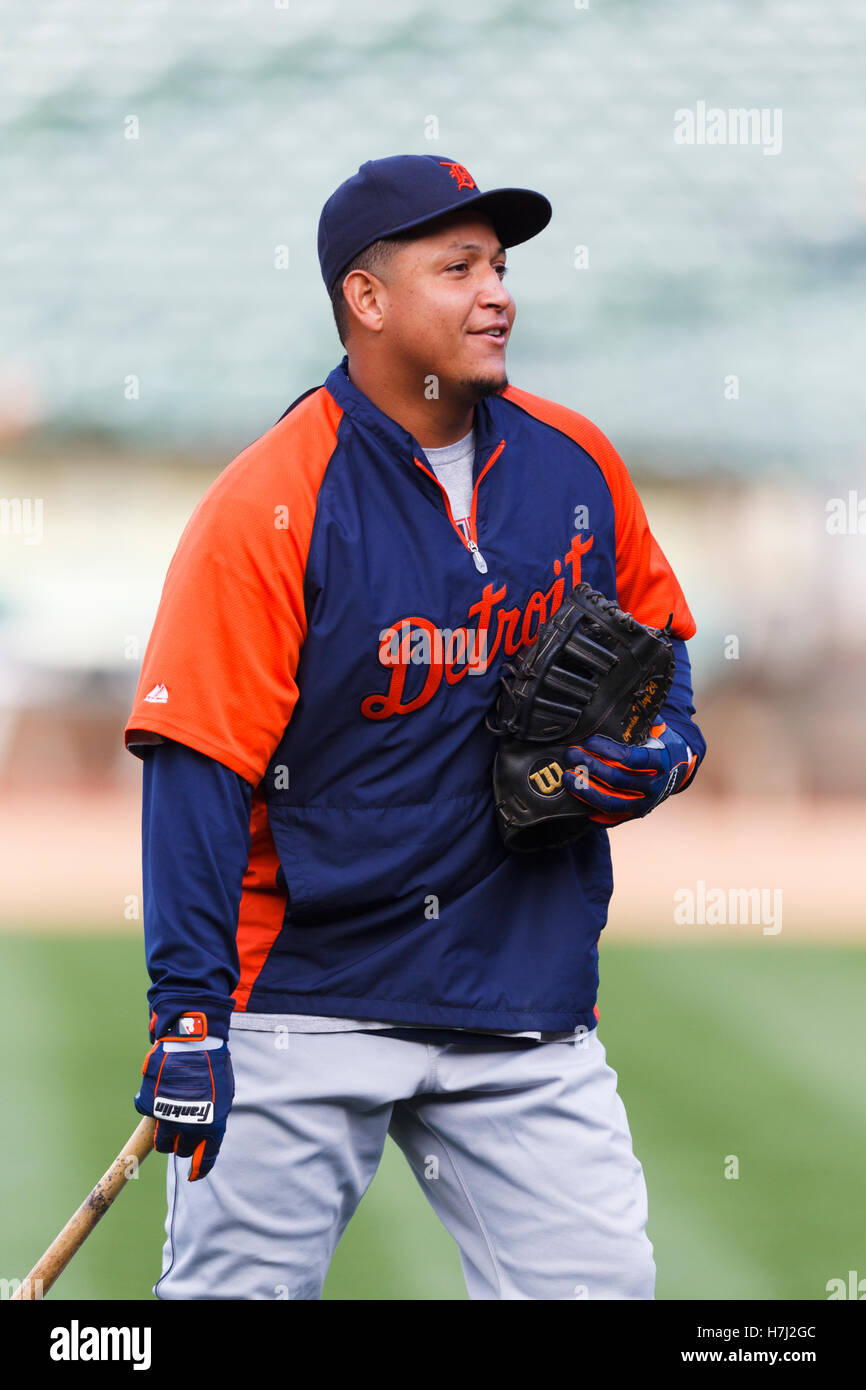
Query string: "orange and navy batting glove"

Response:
xmin=134 ymin=1012 xmax=234 ymax=1182
xmin=563 ymin=722 xmax=698 ymax=827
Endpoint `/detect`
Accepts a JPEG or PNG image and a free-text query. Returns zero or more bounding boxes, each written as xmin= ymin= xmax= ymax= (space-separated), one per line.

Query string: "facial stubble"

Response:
xmin=458 ymin=373 xmax=509 ymax=401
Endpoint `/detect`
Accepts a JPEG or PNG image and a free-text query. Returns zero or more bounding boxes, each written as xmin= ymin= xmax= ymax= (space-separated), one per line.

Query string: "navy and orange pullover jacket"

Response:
xmin=126 ymin=355 xmax=706 ymax=1039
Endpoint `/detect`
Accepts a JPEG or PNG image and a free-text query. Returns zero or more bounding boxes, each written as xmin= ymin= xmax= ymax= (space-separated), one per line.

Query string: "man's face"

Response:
xmin=376 ymin=212 xmax=516 ymax=399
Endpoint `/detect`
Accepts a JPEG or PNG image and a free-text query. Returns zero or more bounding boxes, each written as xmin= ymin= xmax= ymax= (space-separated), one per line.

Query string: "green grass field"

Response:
xmin=1 ymin=934 xmax=863 ymax=1301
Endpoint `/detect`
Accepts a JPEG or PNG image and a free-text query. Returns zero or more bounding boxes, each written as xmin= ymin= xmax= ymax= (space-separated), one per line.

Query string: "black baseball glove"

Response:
xmin=486 ymin=582 xmax=676 ymax=853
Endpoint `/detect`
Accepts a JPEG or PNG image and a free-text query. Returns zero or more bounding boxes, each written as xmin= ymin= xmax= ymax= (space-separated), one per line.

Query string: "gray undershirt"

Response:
xmin=421 ymin=426 xmax=476 ymax=538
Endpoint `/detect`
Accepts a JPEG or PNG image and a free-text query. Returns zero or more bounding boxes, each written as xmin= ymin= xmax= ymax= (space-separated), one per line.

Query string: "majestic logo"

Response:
xmin=144 ymin=682 xmax=168 ymax=703
xmin=361 ymin=533 xmax=594 ymax=720
xmin=440 ymin=160 xmax=476 ymax=191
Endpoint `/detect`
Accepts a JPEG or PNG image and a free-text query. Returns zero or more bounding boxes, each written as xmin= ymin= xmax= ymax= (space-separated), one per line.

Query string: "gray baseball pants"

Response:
xmin=154 ymin=1024 xmax=655 ymax=1301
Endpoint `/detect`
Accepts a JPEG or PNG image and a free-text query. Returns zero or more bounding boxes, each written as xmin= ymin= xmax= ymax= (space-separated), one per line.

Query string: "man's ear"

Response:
xmin=342 ymin=268 xmax=387 ymax=337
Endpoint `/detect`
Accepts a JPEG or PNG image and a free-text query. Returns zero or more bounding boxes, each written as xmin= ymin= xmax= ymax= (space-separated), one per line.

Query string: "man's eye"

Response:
xmin=445 ymin=262 xmax=508 ymax=276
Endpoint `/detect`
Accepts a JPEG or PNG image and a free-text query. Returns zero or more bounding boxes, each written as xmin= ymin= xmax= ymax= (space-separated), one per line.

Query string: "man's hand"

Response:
xmin=563 ymin=722 xmax=697 ymax=827
xmin=134 ymin=1016 xmax=234 ymax=1181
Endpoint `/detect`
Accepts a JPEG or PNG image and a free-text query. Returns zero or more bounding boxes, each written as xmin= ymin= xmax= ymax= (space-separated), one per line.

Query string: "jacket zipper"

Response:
xmin=413 ymin=439 xmax=505 ymax=575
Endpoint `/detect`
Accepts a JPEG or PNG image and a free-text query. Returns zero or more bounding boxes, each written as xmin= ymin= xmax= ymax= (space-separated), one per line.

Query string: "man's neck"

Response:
xmin=346 ymin=353 xmax=476 ymax=449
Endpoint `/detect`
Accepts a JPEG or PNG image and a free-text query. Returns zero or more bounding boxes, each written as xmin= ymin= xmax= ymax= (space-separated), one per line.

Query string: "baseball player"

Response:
xmin=126 ymin=154 xmax=706 ymax=1301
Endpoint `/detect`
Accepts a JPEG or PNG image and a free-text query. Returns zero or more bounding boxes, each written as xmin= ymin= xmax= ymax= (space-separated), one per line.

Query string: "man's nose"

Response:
xmin=479 ymin=269 xmax=511 ymax=308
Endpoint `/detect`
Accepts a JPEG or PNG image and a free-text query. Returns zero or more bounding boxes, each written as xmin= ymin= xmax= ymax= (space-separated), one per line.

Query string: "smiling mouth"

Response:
xmin=471 ymin=327 xmax=508 ymax=342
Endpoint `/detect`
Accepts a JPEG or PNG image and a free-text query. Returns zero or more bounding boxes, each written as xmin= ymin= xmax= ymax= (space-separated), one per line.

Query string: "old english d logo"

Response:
xmin=439 ymin=160 xmax=476 ymax=191
xmin=529 ymin=759 xmax=564 ymax=795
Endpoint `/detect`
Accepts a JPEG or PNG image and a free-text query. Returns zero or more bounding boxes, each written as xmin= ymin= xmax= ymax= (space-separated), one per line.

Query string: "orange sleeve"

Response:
xmin=124 ymin=389 xmax=342 ymax=785
xmin=503 ymin=386 xmax=696 ymax=639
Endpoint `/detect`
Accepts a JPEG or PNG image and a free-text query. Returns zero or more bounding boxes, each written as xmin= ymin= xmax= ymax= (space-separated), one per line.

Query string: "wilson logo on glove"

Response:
xmin=487 ymin=582 xmax=675 ymax=853
xmin=528 ymin=760 xmax=565 ymax=795
xmin=153 ymin=1098 xmax=214 ymax=1124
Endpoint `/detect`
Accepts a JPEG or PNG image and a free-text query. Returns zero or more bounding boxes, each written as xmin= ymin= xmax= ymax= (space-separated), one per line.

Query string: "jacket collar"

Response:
xmin=324 ymin=355 xmax=505 ymax=468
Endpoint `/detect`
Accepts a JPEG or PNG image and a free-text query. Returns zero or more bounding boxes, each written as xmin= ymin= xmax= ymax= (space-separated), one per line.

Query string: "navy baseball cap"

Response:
xmin=318 ymin=154 xmax=552 ymax=297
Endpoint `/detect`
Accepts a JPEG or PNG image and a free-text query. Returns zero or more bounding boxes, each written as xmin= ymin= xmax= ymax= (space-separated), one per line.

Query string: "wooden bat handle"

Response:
xmin=11 ymin=1116 xmax=156 ymax=1300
